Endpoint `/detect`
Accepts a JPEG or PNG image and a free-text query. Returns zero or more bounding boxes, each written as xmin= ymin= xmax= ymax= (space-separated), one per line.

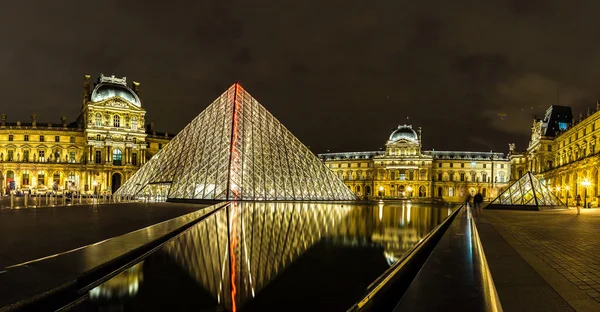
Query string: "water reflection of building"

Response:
xmin=319 ymin=125 xmax=511 ymax=202
xmin=0 ymin=74 xmax=172 ymax=195
xmin=160 ymin=202 xmax=449 ymax=311
xmin=89 ymin=262 xmax=144 ymax=300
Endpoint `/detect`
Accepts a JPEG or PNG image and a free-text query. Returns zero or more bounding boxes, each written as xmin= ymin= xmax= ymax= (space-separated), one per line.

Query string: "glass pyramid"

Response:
xmin=115 ymin=83 xmax=357 ymax=201
xmin=488 ymin=171 xmax=564 ymax=209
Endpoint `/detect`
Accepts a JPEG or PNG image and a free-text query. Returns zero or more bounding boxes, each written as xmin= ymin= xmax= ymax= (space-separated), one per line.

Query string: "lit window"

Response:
xmin=132 ymin=117 xmax=138 ymax=130
xmin=113 ymin=115 xmax=120 ymax=127
xmin=113 ymin=149 xmax=122 ymax=166
xmin=558 ymin=122 xmax=567 ymax=130
xmin=8 ymin=134 xmax=13 ymax=141
xmin=24 ymin=134 xmax=28 ymax=141
xmin=38 ymin=150 xmax=45 ymax=162
xmin=95 ymin=113 xmax=102 ymax=127
xmin=69 ymin=152 xmax=75 ymax=163
xmin=22 ymin=172 xmax=30 ymax=185
xmin=449 ymin=187 xmax=454 ymax=196
xmin=471 ymin=162 xmax=476 ymax=168
xmin=96 ymin=134 xmax=101 ymax=141
xmin=37 ymin=171 xmax=45 ymax=185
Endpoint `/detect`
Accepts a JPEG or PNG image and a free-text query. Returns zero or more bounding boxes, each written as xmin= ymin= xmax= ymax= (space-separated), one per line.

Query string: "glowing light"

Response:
xmin=378 ymin=202 xmax=383 ymax=221
xmin=582 ymin=179 xmax=591 ymax=188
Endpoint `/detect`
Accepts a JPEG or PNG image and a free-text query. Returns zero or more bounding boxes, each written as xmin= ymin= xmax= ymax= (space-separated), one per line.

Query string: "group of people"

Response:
xmin=465 ymin=192 xmax=484 ymax=217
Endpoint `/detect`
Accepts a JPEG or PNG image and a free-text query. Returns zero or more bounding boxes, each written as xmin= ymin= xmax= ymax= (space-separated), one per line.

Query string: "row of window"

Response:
xmin=7 ymin=134 xmax=75 ymax=143
xmin=435 ymin=172 xmax=505 ymax=182
xmin=93 ymin=149 xmax=137 ymax=166
xmin=6 ymin=171 xmax=78 ymax=186
xmin=437 ymin=162 xmax=505 ymax=169
xmin=94 ymin=113 xmax=139 ymax=130
xmin=4 ymin=150 xmax=76 ymax=163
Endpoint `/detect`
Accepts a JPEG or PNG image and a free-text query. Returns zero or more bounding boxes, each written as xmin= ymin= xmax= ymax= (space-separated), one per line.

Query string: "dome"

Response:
xmin=91 ymin=83 xmax=141 ymax=106
xmin=389 ymin=125 xmax=418 ymax=142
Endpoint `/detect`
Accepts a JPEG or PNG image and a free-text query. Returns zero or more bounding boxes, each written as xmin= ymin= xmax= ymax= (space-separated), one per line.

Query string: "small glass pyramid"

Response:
xmin=115 ymin=83 xmax=357 ymax=201
xmin=488 ymin=171 xmax=564 ymax=209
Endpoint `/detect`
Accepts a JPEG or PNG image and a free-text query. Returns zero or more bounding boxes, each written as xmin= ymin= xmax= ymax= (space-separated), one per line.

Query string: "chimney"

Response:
xmin=83 ymin=74 xmax=91 ymax=104
xmin=132 ymin=81 xmax=140 ymax=94
xmin=597 ymin=100 xmax=600 ymax=111
xmin=417 ymin=126 xmax=422 ymax=141
xmin=61 ymin=116 xmax=67 ymax=128
xmin=31 ymin=114 xmax=37 ymax=128
xmin=150 ymin=121 xmax=156 ymax=134
xmin=1 ymin=114 xmax=6 ymax=127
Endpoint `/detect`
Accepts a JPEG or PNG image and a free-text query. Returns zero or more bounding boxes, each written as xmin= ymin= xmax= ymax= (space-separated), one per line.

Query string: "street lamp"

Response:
xmin=581 ymin=179 xmax=591 ymax=208
xmin=407 ymin=186 xmax=413 ymax=198
xmin=555 ymin=186 xmax=561 ymax=198
xmin=565 ymin=186 xmax=570 ymax=207
xmin=379 ymin=186 xmax=384 ymax=199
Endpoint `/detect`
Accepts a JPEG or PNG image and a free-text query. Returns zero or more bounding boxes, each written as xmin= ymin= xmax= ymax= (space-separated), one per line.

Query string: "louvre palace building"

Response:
xmin=510 ymin=103 xmax=600 ymax=207
xmin=0 ymin=74 xmax=172 ymax=195
xmin=318 ymin=125 xmax=512 ymax=202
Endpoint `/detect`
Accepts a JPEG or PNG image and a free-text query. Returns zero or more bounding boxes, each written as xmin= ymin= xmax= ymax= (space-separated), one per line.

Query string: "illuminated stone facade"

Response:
xmin=518 ymin=104 xmax=600 ymax=206
xmin=0 ymin=74 xmax=172 ymax=195
xmin=319 ymin=125 xmax=511 ymax=202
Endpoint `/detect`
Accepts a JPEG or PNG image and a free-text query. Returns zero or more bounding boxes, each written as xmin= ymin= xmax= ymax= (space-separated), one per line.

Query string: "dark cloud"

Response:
xmin=1 ymin=0 xmax=600 ymax=154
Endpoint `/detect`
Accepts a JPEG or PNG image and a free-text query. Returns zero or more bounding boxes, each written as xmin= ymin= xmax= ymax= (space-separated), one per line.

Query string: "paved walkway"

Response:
xmin=0 ymin=202 xmax=205 ymax=270
xmin=478 ymin=207 xmax=600 ymax=312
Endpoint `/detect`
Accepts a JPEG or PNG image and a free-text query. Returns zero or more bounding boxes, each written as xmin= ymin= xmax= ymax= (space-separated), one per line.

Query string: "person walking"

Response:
xmin=474 ymin=192 xmax=484 ymax=217
xmin=576 ymin=194 xmax=581 ymax=215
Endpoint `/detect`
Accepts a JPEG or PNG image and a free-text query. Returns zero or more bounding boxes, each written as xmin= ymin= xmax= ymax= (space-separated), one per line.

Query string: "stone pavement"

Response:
xmin=478 ymin=207 xmax=600 ymax=312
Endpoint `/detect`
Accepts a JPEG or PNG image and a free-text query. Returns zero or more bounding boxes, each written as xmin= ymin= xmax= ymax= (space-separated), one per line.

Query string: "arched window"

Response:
xmin=113 ymin=115 xmax=120 ymax=127
xmin=132 ymin=117 xmax=138 ymax=130
xmin=499 ymin=172 xmax=506 ymax=183
xmin=113 ymin=149 xmax=123 ymax=166
xmin=448 ymin=187 xmax=454 ymax=197
xmin=95 ymin=113 xmax=102 ymax=127
xmin=96 ymin=134 xmax=101 ymax=141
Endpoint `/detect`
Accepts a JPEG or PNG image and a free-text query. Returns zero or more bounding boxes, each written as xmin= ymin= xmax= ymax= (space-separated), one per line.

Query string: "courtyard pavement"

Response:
xmin=478 ymin=207 xmax=600 ymax=312
xmin=0 ymin=202 xmax=206 ymax=270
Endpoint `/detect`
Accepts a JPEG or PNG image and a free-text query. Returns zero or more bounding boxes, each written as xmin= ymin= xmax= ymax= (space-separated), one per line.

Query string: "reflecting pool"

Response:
xmin=72 ymin=201 xmax=455 ymax=312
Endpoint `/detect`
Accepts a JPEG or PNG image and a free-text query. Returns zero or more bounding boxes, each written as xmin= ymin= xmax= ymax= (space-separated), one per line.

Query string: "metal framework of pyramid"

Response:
xmin=115 ymin=83 xmax=357 ymax=201
xmin=487 ymin=171 xmax=564 ymax=210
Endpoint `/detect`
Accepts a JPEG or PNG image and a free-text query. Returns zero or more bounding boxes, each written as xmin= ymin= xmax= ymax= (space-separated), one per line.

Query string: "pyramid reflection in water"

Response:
xmin=488 ymin=171 xmax=564 ymax=210
xmin=115 ymin=83 xmax=356 ymax=201
xmin=161 ymin=202 xmax=450 ymax=310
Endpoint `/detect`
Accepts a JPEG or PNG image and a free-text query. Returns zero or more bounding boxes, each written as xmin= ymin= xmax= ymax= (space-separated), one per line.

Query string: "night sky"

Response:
xmin=2 ymin=1 xmax=599 ymax=154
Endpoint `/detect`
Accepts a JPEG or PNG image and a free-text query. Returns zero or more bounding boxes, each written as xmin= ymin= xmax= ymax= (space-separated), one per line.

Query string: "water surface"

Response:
xmin=73 ymin=201 xmax=455 ymax=311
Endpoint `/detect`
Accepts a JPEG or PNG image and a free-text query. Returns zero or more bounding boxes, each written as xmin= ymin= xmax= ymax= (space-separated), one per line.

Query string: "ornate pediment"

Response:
xmin=99 ymin=98 xmax=143 ymax=111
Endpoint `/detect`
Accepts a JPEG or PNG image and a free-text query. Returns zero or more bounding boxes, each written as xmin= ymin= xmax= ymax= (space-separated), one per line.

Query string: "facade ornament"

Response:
xmin=99 ymin=73 xmax=127 ymax=86
xmin=16 ymin=121 xmax=21 ymax=127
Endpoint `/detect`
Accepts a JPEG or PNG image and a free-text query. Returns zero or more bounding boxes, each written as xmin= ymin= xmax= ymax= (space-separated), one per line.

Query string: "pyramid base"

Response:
xmin=486 ymin=204 xmax=567 ymax=211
